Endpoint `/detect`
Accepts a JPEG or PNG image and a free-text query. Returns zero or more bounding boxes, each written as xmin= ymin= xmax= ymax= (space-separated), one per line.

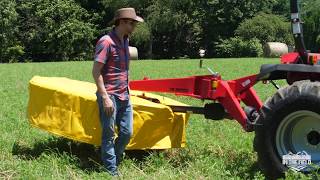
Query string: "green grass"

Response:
xmin=0 ymin=58 xmax=317 ymax=179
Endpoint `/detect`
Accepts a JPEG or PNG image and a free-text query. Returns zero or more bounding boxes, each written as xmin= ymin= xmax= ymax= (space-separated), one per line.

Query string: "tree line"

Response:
xmin=0 ymin=0 xmax=319 ymax=62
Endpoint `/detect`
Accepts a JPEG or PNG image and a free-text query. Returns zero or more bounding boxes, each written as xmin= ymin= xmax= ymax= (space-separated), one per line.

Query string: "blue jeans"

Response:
xmin=96 ymin=93 xmax=133 ymax=175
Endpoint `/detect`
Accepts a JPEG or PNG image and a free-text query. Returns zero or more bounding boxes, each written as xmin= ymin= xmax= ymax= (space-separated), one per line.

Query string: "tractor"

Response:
xmin=129 ymin=0 xmax=320 ymax=178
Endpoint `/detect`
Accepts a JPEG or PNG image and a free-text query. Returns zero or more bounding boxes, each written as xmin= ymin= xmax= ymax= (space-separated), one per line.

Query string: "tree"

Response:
xmin=130 ymin=23 xmax=151 ymax=59
xmin=215 ymin=37 xmax=263 ymax=57
xmin=0 ymin=0 xmax=20 ymax=62
xmin=235 ymin=13 xmax=293 ymax=46
xmin=3 ymin=0 xmax=314 ymax=61
xmin=143 ymin=0 xmax=276 ymax=59
xmin=271 ymin=0 xmax=290 ymax=17
xmin=193 ymin=0 xmax=278 ymax=57
xmin=145 ymin=0 xmax=202 ymax=58
xmin=16 ymin=0 xmax=97 ymax=61
xmin=215 ymin=12 xmax=293 ymax=58
xmin=76 ymin=0 xmax=153 ymax=58
xmin=301 ymin=0 xmax=320 ymax=52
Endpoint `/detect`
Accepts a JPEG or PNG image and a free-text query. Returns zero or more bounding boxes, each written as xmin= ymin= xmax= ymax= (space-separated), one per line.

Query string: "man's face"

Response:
xmin=121 ymin=19 xmax=137 ymax=35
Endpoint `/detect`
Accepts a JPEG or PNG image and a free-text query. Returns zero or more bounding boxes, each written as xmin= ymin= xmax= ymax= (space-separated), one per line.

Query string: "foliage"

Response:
xmin=5 ymin=45 xmax=25 ymax=63
xmin=235 ymin=13 xmax=293 ymax=46
xmin=145 ymin=0 xmax=202 ymax=58
xmin=0 ymin=0 xmax=319 ymax=61
xmin=130 ymin=23 xmax=151 ymax=59
xmin=15 ymin=0 xmax=96 ymax=61
xmin=301 ymin=0 xmax=320 ymax=52
xmin=0 ymin=0 xmax=19 ymax=62
xmin=145 ymin=0 xmax=276 ymax=58
xmin=216 ymin=37 xmax=263 ymax=57
xmin=271 ymin=0 xmax=290 ymax=17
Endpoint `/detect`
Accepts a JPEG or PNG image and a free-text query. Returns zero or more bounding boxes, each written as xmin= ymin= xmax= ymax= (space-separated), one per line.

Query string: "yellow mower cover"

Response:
xmin=27 ymin=76 xmax=190 ymax=149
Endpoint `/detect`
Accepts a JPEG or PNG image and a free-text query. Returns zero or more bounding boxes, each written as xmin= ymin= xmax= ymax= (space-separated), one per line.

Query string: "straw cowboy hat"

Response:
xmin=111 ymin=8 xmax=144 ymax=24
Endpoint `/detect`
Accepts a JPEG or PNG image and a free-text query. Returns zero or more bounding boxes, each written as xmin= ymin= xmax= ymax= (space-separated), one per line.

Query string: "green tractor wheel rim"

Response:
xmin=276 ymin=110 xmax=320 ymax=170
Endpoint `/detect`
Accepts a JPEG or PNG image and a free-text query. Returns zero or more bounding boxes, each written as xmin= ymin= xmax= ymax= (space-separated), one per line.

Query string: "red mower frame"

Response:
xmin=129 ymin=73 xmax=263 ymax=131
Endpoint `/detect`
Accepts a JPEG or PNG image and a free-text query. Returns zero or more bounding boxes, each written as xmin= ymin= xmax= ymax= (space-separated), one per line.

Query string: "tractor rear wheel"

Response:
xmin=254 ymin=80 xmax=320 ymax=179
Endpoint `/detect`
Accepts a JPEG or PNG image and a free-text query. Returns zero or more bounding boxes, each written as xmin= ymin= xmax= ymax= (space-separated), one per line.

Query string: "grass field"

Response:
xmin=0 ymin=58 xmax=318 ymax=179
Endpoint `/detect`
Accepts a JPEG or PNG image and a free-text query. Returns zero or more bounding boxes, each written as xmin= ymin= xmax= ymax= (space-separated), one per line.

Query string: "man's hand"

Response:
xmin=102 ymin=95 xmax=114 ymax=117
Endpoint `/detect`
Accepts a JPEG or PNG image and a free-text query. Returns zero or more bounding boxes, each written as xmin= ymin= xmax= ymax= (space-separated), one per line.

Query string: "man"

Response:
xmin=92 ymin=8 xmax=144 ymax=176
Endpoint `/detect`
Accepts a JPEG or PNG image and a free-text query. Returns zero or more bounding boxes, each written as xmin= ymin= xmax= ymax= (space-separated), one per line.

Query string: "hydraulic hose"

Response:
xmin=290 ymin=0 xmax=308 ymax=63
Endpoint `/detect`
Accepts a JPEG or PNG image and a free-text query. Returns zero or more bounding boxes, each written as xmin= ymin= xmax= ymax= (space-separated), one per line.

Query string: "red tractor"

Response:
xmin=129 ymin=0 xmax=319 ymax=179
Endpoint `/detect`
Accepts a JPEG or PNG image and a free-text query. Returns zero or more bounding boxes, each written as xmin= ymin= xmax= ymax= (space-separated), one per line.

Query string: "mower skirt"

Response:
xmin=27 ymin=76 xmax=189 ymax=149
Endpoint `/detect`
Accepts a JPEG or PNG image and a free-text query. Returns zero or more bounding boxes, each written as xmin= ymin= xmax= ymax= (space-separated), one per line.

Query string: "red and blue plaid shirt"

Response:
xmin=94 ymin=29 xmax=130 ymax=101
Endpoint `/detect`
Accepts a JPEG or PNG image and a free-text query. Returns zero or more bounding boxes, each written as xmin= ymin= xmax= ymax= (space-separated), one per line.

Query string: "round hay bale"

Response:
xmin=263 ymin=42 xmax=288 ymax=58
xmin=129 ymin=46 xmax=138 ymax=60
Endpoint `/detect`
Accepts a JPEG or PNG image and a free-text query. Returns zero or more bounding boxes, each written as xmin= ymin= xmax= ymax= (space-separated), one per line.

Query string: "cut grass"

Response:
xmin=0 ymin=58 xmax=318 ymax=179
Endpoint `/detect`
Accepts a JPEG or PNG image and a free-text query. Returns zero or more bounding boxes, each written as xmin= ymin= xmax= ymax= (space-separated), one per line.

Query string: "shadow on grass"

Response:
xmin=12 ymin=137 xmax=261 ymax=177
xmin=223 ymin=151 xmax=261 ymax=179
xmin=11 ymin=137 xmax=155 ymax=173
xmin=164 ymin=147 xmax=262 ymax=179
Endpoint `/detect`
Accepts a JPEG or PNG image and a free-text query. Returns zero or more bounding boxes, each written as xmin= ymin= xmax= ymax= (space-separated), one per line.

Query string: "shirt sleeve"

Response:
xmin=94 ymin=38 xmax=110 ymax=64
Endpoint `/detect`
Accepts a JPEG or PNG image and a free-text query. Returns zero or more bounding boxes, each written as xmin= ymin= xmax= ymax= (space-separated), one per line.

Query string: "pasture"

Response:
xmin=0 ymin=58 xmax=316 ymax=179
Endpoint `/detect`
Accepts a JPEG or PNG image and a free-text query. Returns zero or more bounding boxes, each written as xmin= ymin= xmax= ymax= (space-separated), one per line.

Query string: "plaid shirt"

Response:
xmin=94 ymin=29 xmax=130 ymax=101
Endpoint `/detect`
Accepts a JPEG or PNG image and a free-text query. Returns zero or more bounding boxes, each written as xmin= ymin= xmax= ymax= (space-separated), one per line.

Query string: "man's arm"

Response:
xmin=92 ymin=61 xmax=108 ymax=97
xmin=92 ymin=61 xmax=114 ymax=117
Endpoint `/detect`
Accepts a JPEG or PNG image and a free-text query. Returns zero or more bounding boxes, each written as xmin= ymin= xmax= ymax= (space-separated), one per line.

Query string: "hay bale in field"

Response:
xmin=129 ymin=46 xmax=138 ymax=60
xmin=263 ymin=42 xmax=288 ymax=58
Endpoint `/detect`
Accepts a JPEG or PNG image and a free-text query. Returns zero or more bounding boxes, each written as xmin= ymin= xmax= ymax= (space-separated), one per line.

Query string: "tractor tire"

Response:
xmin=254 ymin=80 xmax=320 ymax=179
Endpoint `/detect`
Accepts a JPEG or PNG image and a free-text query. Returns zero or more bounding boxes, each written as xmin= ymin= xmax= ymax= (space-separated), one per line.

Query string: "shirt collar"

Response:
xmin=110 ymin=28 xmax=128 ymax=47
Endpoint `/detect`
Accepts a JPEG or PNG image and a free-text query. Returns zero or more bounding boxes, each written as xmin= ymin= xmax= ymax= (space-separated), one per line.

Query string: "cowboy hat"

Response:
xmin=111 ymin=8 xmax=144 ymax=24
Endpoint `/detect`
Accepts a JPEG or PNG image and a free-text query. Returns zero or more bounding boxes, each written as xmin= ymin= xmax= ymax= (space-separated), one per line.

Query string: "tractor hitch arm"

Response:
xmin=129 ymin=74 xmax=263 ymax=131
